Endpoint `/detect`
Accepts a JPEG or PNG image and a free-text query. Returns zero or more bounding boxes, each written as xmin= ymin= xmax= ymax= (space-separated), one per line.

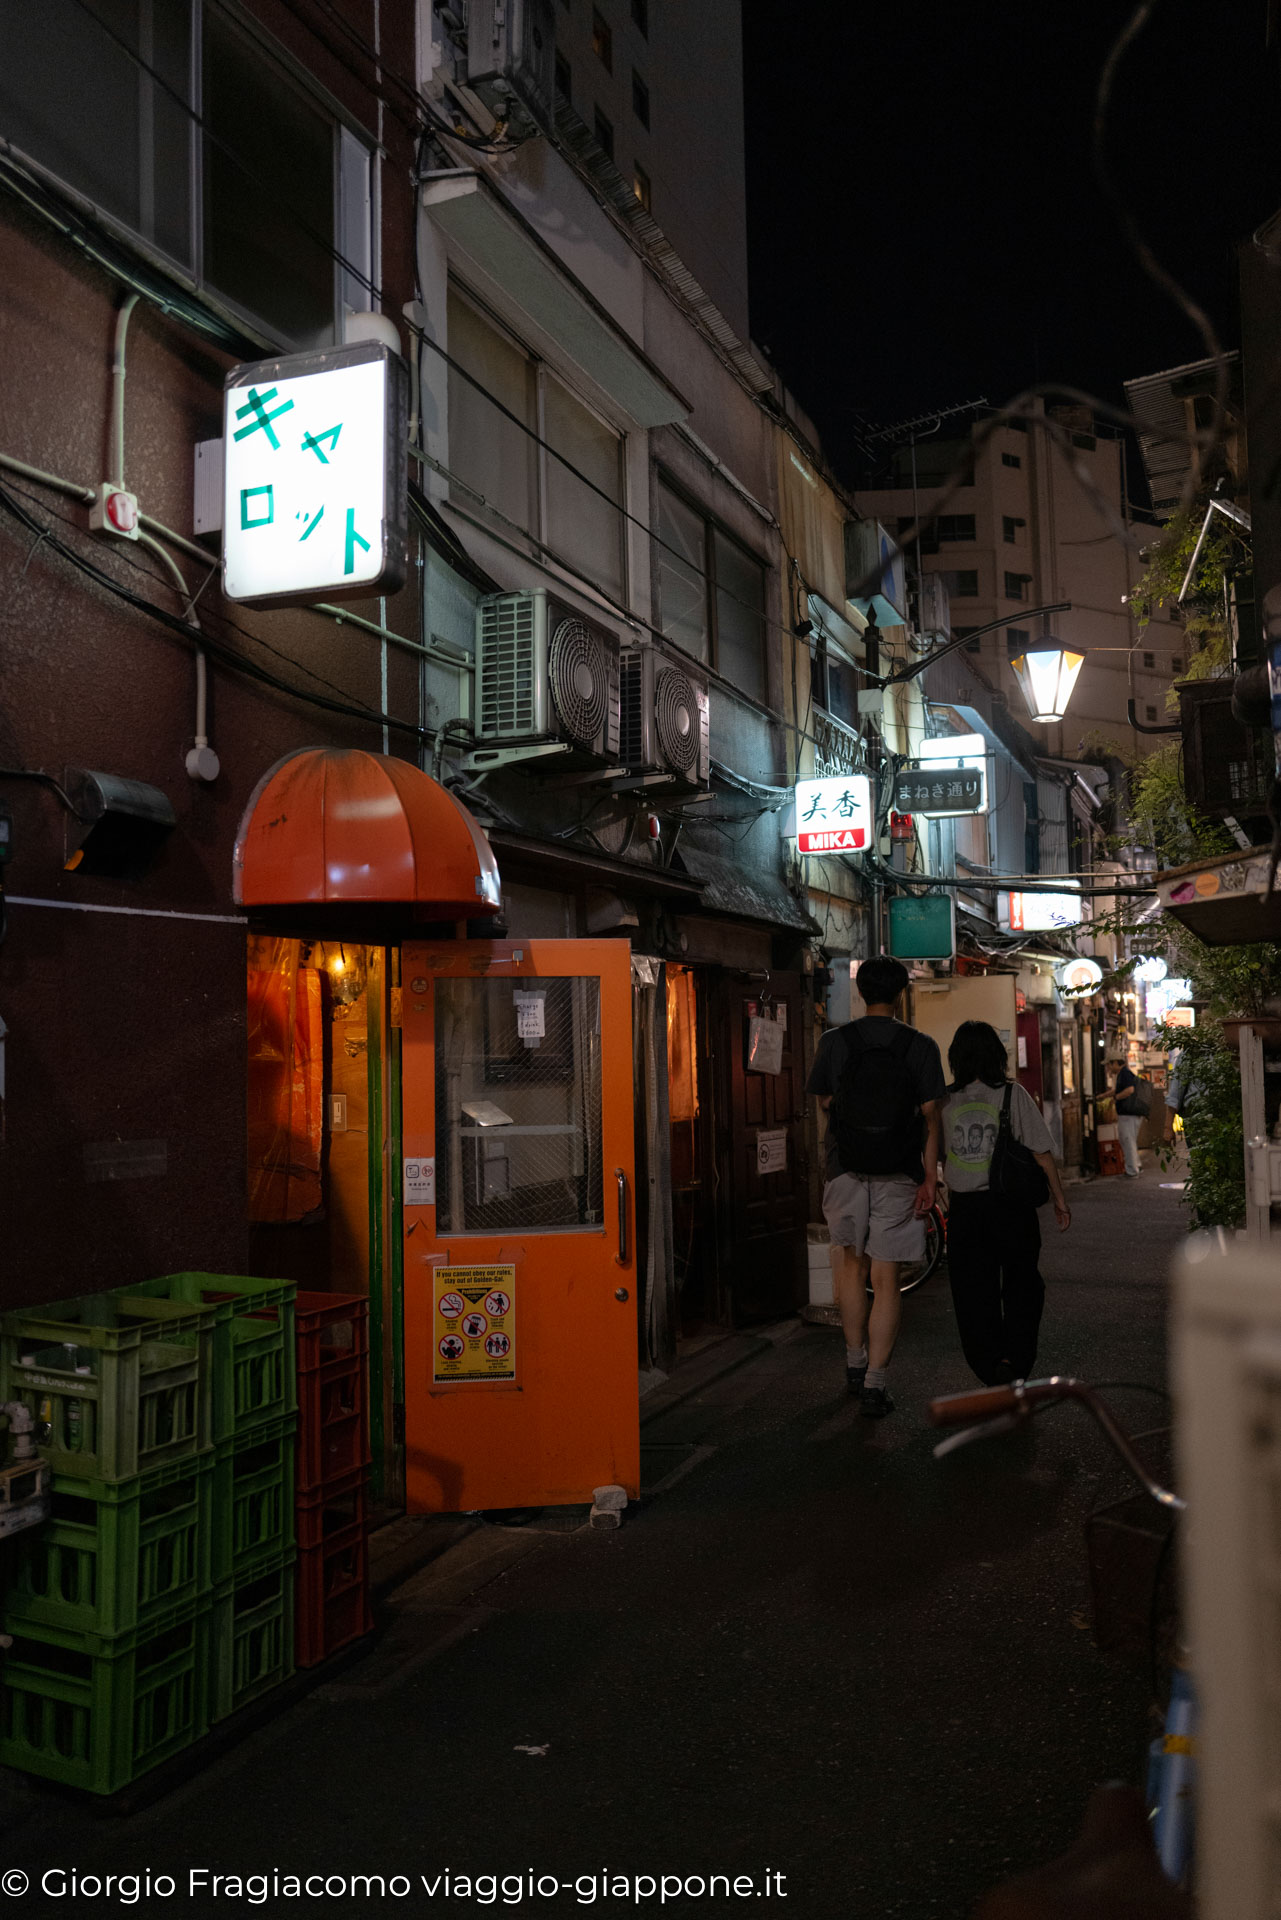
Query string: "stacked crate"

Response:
xmin=0 ymin=1292 xmax=221 ymax=1794
xmin=293 ymin=1292 xmax=372 ymax=1667
xmin=0 ymin=1274 xmax=298 ymax=1794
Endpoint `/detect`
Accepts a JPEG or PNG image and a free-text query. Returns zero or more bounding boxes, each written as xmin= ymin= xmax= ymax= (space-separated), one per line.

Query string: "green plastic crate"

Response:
xmin=0 ymin=1602 xmax=210 ymax=1795
xmin=209 ymin=1556 xmax=295 ymax=1723
xmin=120 ymin=1275 xmax=296 ymax=1443
xmin=1 ymin=1295 xmax=216 ymax=1482
xmin=2 ymin=1453 xmax=214 ymax=1641
xmin=210 ymin=1417 xmax=296 ymax=1587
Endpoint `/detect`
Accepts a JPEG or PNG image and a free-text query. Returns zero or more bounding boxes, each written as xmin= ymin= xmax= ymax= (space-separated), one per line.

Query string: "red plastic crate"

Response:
xmin=294 ymin=1293 xmax=369 ymax=1375
xmin=296 ymin=1355 xmax=371 ymax=1494
xmin=295 ymin=1522 xmax=372 ymax=1668
xmin=295 ymin=1467 xmax=367 ymax=1552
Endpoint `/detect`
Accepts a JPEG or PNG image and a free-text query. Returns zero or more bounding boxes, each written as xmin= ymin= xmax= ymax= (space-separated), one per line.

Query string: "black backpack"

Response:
xmin=829 ymin=1023 xmax=922 ymax=1177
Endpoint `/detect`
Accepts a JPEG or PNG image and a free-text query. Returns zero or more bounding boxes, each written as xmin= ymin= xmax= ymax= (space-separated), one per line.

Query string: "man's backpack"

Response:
xmin=1131 ymin=1076 xmax=1154 ymax=1118
xmin=829 ymin=1023 xmax=922 ymax=1177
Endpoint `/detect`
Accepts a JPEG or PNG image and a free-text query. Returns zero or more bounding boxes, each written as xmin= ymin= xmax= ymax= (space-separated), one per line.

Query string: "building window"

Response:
xmin=1005 ymin=627 xmax=1030 ymax=656
xmin=632 ymin=70 xmax=650 ymax=127
xmin=0 ymin=1 xmax=372 ymax=349
xmin=555 ymin=50 xmax=572 ymax=99
xmin=592 ymin=8 xmax=613 ymax=69
xmin=941 ymin=570 xmax=979 ymax=598
xmin=632 ymin=0 xmax=649 ymax=33
xmin=1004 ymin=572 xmax=1029 ymax=601
xmin=1003 ymin=515 xmax=1019 ymax=543
xmin=1142 ymin=650 xmax=1156 ymax=669
xmin=953 ymin=626 xmax=982 ymax=654
xmin=633 ymin=163 xmax=651 ymax=211
xmin=656 ymin=475 xmax=768 ymax=702
xmin=897 ymin=515 xmax=938 ymax=556
xmin=594 ymin=106 xmax=615 ymax=159
xmin=447 ymin=286 xmax=626 ymax=600
xmin=1072 ymin=431 xmax=1097 ymax=451
xmin=936 ymin=514 xmax=976 ymax=542
xmin=1002 ymin=452 xmax=1022 ymax=469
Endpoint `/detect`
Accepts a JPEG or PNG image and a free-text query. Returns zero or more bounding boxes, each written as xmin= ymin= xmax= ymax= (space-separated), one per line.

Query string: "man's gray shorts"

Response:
xmin=822 ymin=1172 xmax=925 ymax=1262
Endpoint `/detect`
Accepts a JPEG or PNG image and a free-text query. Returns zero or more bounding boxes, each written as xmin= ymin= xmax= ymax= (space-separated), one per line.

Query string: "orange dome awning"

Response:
xmin=233 ymin=748 xmax=502 ymax=916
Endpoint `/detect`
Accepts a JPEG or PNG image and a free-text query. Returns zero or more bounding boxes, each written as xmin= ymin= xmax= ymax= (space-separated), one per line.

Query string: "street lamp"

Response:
xmin=1009 ymin=640 xmax=1085 ymax=723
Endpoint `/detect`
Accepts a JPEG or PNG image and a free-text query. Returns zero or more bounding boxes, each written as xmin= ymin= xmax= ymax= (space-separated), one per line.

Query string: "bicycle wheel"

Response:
xmin=865 ymin=1205 xmax=945 ymax=1299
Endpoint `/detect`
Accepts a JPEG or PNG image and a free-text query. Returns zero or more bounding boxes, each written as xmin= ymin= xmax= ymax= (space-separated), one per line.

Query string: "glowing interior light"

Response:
xmin=1010 ymin=642 xmax=1086 ymax=723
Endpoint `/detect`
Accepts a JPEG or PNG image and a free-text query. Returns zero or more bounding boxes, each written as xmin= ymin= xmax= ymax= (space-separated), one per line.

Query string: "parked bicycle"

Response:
xmin=928 ymin=1376 xmax=1193 ymax=1891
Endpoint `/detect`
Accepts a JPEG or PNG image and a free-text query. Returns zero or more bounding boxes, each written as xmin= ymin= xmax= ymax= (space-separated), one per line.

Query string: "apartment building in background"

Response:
xmin=855 ymin=402 xmax=1186 ymax=760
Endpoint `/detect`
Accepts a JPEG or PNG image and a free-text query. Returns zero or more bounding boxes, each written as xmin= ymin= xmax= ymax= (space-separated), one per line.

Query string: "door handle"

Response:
xmin=615 ymin=1167 xmax=629 ymax=1267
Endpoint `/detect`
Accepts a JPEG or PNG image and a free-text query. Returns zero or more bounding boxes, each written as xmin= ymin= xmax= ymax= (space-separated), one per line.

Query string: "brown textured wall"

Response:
xmin=0 ymin=1 xmax=423 ymax=1306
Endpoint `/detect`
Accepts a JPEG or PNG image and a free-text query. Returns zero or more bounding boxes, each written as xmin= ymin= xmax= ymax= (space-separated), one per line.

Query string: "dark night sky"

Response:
xmin=741 ymin=0 xmax=1281 ymax=484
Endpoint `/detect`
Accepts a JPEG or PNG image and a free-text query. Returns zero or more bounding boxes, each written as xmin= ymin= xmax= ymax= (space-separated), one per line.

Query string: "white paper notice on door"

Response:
xmin=513 ymin=990 xmax=546 ymax=1044
xmin=756 ymin=1128 xmax=788 ymax=1174
xmin=746 ymin=1014 xmax=784 ymax=1075
xmin=404 ymin=1156 xmax=436 ymax=1205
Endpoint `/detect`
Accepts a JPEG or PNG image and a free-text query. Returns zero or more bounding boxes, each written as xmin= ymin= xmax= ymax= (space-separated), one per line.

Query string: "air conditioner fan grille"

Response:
xmin=549 ymin=618 xmax=609 ymax=746
xmin=655 ymin=665 xmax=699 ymax=772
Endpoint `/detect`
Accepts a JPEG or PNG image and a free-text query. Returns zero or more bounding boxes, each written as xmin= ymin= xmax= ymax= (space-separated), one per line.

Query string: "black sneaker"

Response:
xmin=845 ymin=1365 xmax=867 ymax=1397
xmin=860 ymin=1386 xmax=895 ymax=1420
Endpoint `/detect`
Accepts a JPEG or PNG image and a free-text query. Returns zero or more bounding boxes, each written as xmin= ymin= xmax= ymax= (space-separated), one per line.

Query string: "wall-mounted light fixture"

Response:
xmin=1010 ymin=641 xmax=1085 ymax=723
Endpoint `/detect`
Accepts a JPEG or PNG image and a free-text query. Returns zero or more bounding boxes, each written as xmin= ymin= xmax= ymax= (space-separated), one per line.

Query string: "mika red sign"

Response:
xmin=794 ymin=774 xmax=872 ymax=855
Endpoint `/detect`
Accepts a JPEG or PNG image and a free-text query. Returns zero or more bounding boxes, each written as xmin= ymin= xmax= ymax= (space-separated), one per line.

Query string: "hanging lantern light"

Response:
xmin=1009 ymin=640 xmax=1085 ymax=723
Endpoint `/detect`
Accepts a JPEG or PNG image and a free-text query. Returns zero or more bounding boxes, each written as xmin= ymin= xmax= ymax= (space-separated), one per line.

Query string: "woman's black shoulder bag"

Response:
xmin=989 ymin=1083 xmax=1051 ymax=1208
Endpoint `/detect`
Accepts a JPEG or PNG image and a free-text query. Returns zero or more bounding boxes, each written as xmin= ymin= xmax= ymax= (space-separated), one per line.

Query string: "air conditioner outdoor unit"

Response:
xmin=618 ymin=640 xmax=710 ymax=789
xmin=475 ymin=589 xmax=620 ymax=766
xmin=466 ymin=0 xmax=556 ymax=126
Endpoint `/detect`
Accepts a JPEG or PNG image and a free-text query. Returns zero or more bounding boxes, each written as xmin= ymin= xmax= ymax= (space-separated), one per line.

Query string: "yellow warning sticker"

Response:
xmin=433 ymin=1264 xmax=516 ymax=1384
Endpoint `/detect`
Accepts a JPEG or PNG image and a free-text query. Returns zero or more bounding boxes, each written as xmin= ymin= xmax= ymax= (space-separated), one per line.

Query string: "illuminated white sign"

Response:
xmin=919 ymin=733 xmax=986 ymax=763
xmin=794 ymin=774 xmax=873 ymax=854
xmin=1058 ymin=957 xmax=1103 ymax=996
xmin=1004 ymin=889 xmax=1083 ymax=931
xmin=223 ymin=342 xmax=407 ymax=609
xmin=1134 ymin=955 xmax=1169 ymax=983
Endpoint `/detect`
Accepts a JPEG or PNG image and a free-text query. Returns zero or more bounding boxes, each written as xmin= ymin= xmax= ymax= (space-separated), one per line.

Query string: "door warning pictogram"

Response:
xmin=434 ymin=1265 xmax=517 ymax=1384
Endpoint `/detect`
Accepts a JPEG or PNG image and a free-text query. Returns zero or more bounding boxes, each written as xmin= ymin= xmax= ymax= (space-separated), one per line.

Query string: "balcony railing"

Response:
xmin=813 ymin=709 xmax=865 ymax=779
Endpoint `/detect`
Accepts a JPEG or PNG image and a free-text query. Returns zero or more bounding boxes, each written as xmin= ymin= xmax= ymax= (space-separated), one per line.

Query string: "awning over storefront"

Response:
xmin=233 ymin=748 xmax=502 ymax=916
xmin=672 ymin=846 xmax=817 ymax=933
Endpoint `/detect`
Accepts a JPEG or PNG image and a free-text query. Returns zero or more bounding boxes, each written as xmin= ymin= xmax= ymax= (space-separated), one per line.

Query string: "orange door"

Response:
xmin=401 ymin=939 xmax=637 ymax=1512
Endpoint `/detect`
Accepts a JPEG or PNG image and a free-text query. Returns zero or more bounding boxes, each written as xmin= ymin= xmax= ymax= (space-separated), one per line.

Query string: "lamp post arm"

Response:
xmin=882 ymin=602 xmax=1072 ymax=687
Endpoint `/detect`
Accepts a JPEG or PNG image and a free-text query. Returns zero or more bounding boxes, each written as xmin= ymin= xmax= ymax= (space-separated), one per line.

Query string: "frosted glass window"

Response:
xmin=656 ymin=483 xmax=709 ymax=663
xmin=447 ymin=290 xmax=537 ymax=537
xmin=714 ymin=529 xmax=766 ymax=704
xmin=544 ymin=379 xmax=625 ymax=599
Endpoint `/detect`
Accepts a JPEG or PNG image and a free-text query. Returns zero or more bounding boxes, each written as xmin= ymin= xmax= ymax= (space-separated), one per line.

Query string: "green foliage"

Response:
xmin=1127 ymin=740 xmax=1232 ymax=868
xmin=1128 ymin=508 xmax=1233 ymax=675
xmin=1155 ymin=1019 xmax=1245 ymax=1229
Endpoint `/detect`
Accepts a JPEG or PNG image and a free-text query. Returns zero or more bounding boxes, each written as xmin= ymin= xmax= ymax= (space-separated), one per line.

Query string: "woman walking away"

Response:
xmin=943 ymin=1020 xmax=1071 ymax=1386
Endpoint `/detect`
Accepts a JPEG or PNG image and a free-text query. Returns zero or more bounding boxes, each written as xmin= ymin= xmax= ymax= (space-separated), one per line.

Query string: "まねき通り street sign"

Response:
xmin=222 ymin=340 xmax=408 ymax=609
xmin=892 ymin=765 xmax=984 ymax=815
xmin=794 ymin=774 xmax=873 ymax=854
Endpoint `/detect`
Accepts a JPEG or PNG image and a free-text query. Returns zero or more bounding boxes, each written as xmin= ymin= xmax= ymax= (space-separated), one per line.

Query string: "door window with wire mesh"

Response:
xmin=434 ymin=977 xmax=604 ymax=1234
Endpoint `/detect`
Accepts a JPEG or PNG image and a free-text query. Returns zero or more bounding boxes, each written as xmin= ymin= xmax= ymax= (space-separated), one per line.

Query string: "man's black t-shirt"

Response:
xmin=806 ymin=1016 xmax=946 ymax=1181
xmin=1115 ymin=1066 xmax=1139 ymax=1114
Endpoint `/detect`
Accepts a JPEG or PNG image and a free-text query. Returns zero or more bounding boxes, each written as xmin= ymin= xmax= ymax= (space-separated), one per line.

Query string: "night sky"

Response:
xmin=741 ymin=0 xmax=1281 ymax=485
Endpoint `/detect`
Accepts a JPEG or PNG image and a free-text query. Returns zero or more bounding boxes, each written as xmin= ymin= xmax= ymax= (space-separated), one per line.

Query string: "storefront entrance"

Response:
xmin=400 ymin=939 xmax=637 ymax=1512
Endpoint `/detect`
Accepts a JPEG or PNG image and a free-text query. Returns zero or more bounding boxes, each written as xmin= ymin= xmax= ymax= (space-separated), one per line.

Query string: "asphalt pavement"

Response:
xmin=1 ymin=1156 xmax=1189 ymax=1920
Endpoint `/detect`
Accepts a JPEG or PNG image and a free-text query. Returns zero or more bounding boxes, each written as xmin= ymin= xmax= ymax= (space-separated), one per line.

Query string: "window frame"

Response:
xmin=633 ymin=162 xmax=651 ymax=211
xmin=935 ymin=514 xmax=976 ymax=543
xmin=1003 ymin=571 xmax=1029 ymax=601
xmin=0 ymin=0 xmax=376 ymax=353
xmin=447 ymin=281 xmax=628 ymax=599
xmin=632 ymin=69 xmax=650 ymax=127
xmin=654 ymin=470 xmax=770 ymax=695
xmin=593 ymin=105 xmax=615 ymax=159
xmin=592 ymin=7 xmax=614 ymax=70
xmin=631 ymin=0 xmax=649 ymax=34
xmin=1001 ymin=451 xmax=1022 ymax=469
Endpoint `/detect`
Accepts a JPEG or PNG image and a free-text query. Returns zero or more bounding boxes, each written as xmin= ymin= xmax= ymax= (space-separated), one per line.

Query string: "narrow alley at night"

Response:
xmin=1 ymin=3 xmax=1280 ymax=1917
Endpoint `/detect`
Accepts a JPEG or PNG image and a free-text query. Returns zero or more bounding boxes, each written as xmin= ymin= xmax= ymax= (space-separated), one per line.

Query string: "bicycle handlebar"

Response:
xmin=928 ymin=1376 xmax=1186 ymax=1512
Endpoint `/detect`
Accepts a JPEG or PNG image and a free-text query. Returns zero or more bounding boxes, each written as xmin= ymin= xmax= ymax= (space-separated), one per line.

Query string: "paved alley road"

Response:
xmin=3 ymin=1165 xmax=1188 ymax=1920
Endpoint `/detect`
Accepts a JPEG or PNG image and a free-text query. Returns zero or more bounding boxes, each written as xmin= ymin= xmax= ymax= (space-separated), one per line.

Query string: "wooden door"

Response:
xmin=714 ymin=972 xmax=808 ymax=1325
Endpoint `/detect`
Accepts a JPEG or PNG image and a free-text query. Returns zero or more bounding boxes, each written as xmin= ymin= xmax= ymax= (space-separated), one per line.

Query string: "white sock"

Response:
xmin=845 ymin=1345 xmax=868 ymax=1368
xmin=864 ymin=1367 xmax=888 ymax=1393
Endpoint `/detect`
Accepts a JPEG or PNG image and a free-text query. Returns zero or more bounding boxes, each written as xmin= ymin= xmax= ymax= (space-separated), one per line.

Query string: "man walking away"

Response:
xmin=1112 ymin=1058 xmax=1146 ymax=1178
xmin=806 ymin=956 xmax=945 ymax=1418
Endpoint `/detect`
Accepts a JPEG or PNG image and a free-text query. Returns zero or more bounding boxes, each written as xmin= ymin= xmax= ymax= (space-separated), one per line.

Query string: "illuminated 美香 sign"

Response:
xmin=794 ymin=774 xmax=873 ymax=854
